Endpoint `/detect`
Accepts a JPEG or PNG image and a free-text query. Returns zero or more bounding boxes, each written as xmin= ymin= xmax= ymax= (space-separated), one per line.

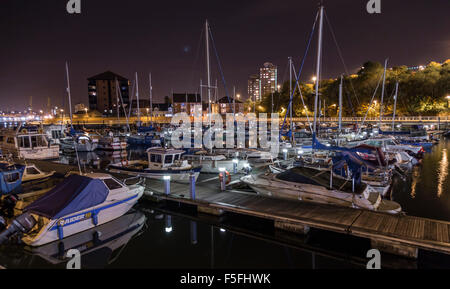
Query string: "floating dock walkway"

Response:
xmin=146 ymin=174 xmax=450 ymax=259
xmin=26 ymin=159 xmax=450 ymax=259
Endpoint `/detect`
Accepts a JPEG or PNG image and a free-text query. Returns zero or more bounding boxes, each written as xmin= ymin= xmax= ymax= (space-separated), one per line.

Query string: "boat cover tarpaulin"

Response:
xmin=24 ymin=174 xmax=108 ymax=219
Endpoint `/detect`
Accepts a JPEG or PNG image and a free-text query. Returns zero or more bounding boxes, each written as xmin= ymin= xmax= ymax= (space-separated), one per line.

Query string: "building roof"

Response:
xmin=218 ymin=96 xmax=242 ymax=103
xmin=87 ymin=71 xmax=128 ymax=81
xmin=172 ymin=93 xmax=201 ymax=103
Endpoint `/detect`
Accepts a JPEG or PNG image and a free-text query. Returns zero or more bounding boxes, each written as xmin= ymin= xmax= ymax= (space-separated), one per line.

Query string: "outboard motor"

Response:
xmin=0 ymin=213 xmax=36 ymax=245
xmin=0 ymin=194 xmax=19 ymax=219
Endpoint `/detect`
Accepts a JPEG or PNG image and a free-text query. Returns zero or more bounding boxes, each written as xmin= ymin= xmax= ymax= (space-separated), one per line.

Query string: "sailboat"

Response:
xmin=242 ymin=4 xmax=402 ymax=214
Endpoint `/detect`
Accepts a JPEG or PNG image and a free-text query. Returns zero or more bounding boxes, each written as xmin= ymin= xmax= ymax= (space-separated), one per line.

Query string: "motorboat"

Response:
xmin=22 ymin=164 xmax=56 ymax=185
xmin=44 ymin=124 xmax=67 ymax=145
xmin=108 ymin=148 xmax=201 ymax=183
xmin=182 ymin=149 xmax=248 ymax=174
xmin=0 ymin=173 xmax=144 ymax=246
xmin=241 ymin=166 xmax=402 ymax=214
xmin=97 ymin=134 xmax=127 ymax=151
xmin=59 ymin=134 xmax=98 ymax=153
xmin=24 ymin=210 xmax=146 ymax=267
xmin=0 ymin=126 xmax=59 ymax=160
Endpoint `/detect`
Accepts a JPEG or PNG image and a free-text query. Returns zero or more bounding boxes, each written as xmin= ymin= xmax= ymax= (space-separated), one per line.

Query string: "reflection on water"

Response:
xmin=392 ymin=138 xmax=450 ymax=221
xmin=437 ymin=149 xmax=448 ymax=198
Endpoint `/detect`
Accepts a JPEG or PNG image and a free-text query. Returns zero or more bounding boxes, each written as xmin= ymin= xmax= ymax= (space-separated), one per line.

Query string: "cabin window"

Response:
xmin=0 ymin=136 xmax=3 ymax=142
xmin=7 ymin=137 xmax=15 ymax=144
xmin=174 ymin=154 xmax=180 ymax=161
xmin=5 ymin=172 xmax=20 ymax=183
xmin=19 ymin=136 xmax=30 ymax=148
xmin=26 ymin=167 xmax=40 ymax=175
xmin=165 ymin=155 xmax=173 ymax=164
xmin=150 ymin=154 xmax=162 ymax=163
xmin=103 ymin=178 xmax=123 ymax=190
xmin=52 ymin=130 xmax=62 ymax=139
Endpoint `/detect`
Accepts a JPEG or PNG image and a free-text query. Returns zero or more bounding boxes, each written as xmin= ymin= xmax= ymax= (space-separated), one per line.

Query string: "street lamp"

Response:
xmin=312 ymin=76 xmax=317 ymax=83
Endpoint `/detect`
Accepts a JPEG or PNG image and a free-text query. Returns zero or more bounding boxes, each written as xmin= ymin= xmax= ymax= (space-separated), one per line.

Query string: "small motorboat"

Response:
xmin=108 ymin=148 xmax=201 ymax=183
xmin=182 ymin=149 xmax=248 ymax=174
xmin=96 ymin=132 xmax=127 ymax=151
xmin=24 ymin=210 xmax=146 ymax=267
xmin=60 ymin=135 xmax=98 ymax=153
xmin=0 ymin=173 xmax=144 ymax=246
xmin=22 ymin=164 xmax=56 ymax=185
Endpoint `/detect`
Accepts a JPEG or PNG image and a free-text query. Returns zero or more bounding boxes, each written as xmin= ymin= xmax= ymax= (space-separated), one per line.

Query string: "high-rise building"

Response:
xmin=248 ymin=74 xmax=260 ymax=102
xmin=87 ymin=71 xmax=130 ymax=115
xmin=259 ymin=62 xmax=277 ymax=100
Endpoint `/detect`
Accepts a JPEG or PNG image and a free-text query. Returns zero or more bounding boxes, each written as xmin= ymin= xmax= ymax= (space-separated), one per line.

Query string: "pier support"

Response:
xmin=370 ymin=239 xmax=418 ymax=259
xmin=197 ymin=205 xmax=224 ymax=216
xmin=189 ymin=172 xmax=196 ymax=200
xmin=274 ymin=220 xmax=310 ymax=235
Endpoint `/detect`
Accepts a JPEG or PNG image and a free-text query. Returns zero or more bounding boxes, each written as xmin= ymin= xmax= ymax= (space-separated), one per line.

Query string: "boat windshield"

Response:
xmin=18 ymin=136 xmax=31 ymax=148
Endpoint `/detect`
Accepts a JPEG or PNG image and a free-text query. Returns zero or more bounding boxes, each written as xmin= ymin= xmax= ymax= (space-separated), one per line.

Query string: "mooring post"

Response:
xmin=219 ymin=167 xmax=226 ymax=191
xmin=163 ymin=175 xmax=171 ymax=195
xmin=232 ymin=158 xmax=238 ymax=174
xmin=190 ymin=221 xmax=198 ymax=245
xmin=283 ymin=148 xmax=288 ymax=160
xmin=189 ymin=172 xmax=196 ymax=200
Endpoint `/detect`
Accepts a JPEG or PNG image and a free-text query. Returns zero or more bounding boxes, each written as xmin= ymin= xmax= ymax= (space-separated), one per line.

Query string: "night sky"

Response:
xmin=0 ymin=0 xmax=449 ymax=111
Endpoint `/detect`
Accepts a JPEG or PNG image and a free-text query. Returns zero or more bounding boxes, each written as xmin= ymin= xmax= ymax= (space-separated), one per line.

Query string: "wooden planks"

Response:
xmin=147 ymin=171 xmax=450 ymax=256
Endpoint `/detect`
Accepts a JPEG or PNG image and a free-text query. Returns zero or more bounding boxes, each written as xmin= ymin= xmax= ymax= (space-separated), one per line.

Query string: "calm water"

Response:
xmin=0 ymin=139 xmax=449 ymax=269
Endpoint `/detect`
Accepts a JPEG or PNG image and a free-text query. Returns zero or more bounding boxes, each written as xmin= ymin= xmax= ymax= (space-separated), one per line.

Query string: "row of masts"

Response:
xmin=64 ymin=4 xmax=400 ymax=141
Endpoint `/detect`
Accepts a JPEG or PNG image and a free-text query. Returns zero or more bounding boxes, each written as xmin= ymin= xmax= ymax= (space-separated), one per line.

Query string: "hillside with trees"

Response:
xmin=257 ymin=60 xmax=450 ymax=117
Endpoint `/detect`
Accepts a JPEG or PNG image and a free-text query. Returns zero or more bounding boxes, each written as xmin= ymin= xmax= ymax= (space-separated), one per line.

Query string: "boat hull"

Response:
xmin=25 ymin=187 xmax=144 ymax=247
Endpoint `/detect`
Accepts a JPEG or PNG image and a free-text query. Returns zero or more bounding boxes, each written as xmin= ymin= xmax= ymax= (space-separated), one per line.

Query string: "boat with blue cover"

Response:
xmin=0 ymin=173 xmax=144 ymax=246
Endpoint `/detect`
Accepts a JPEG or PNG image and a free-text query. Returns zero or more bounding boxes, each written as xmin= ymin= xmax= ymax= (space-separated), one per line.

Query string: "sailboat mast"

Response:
xmin=149 ymin=72 xmax=153 ymax=126
xmin=379 ymin=58 xmax=388 ymax=128
xmin=115 ymin=77 xmax=119 ymax=123
xmin=206 ymin=20 xmax=212 ymax=128
xmin=65 ymin=61 xmax=73 ymax=127
xmin=135 ymin=72 xmax=140 ymax=126
xmin=392 ymin=82 xmax=399 ymax=131
xmin=338 ymin=75 xmax=343 ymax=132
xmin=313 ymin=5 xmax=324 ymax=134
xmin=289 ymin=56 xmax=293 ymax=143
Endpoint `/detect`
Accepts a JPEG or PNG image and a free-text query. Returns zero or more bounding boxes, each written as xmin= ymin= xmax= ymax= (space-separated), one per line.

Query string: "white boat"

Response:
xmin=0 ymin=173 xmax=144 ymax=247
xmin=0 ymin=126 xmax=59 ymax=160
xmin=108 ymin=148 xmax=202 ymax=183
xmin=183 ymin=150 xmax=248 ymax=174
xmin=97 ymin=134 xmax=127 ymax=151
xmin=24 ymin=210 xmax=146 ymax=267
xmin=22 ymin=164 xmax=56 ymax=185
xmin=44 ymin=124 xmax=67 ymax=145
xmin=241 ymin=167 xmax=401 ymax=214
xmin=60 ymin=135 xmax=98 ymax=152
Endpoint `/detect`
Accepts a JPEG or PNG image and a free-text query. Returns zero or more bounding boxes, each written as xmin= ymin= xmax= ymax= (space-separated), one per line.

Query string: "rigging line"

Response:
xmin=357 ymin=69 xmax=384 ymax=135
xmin=208 ymin=26 xmax=234 ymax=114
xmin=188 ymin=26 xmax=205 ymax=93
xmin=292 ymin=65 xmax=313 ymax=132
xmin=323 ymin=10 xmax=360 ymax=109
xmin=127 ymin=80 xmax=136 ymax=122
xmin=280 ymin=10 xmax=319 ymax=139
xmin=342 ymin=77 xmax=356 ymax=116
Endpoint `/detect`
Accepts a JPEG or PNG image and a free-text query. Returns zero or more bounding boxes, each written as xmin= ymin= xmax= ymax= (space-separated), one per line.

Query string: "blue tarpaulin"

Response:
xmin=25 ymin=174 xmax=108 ymax=219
